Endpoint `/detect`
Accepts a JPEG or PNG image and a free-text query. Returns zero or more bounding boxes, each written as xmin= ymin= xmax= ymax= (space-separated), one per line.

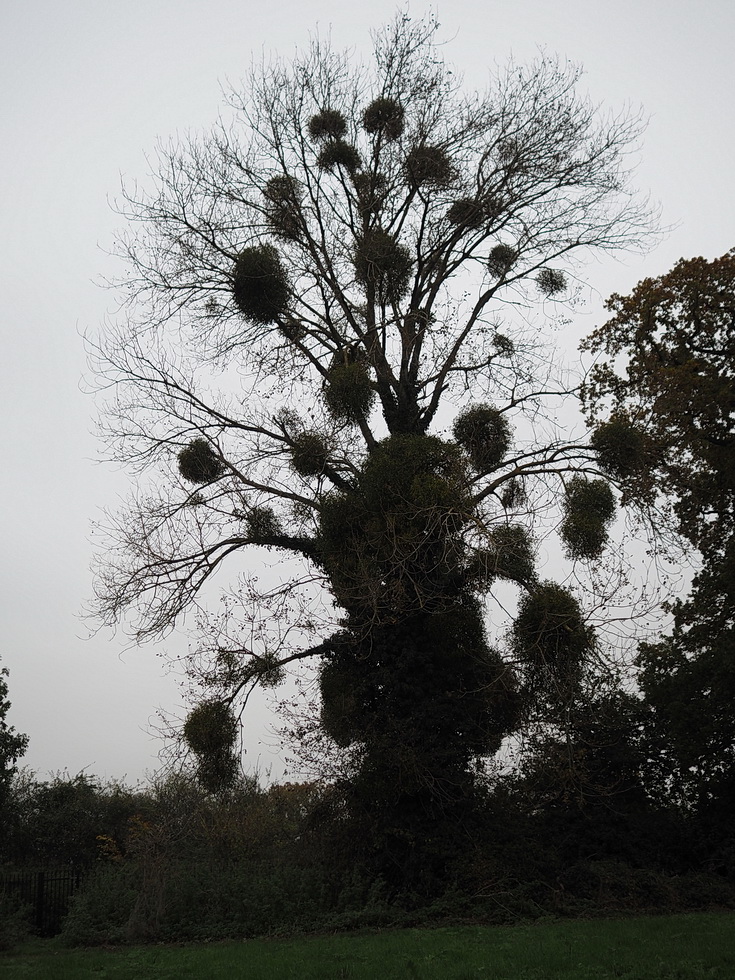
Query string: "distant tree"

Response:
xmin=0 ymin=660 xmax=28 ymax=813
xmin=582 ymin=250 xmax=735 ymax=811
xmin=91 ymin=14 xmax=655 ymax=876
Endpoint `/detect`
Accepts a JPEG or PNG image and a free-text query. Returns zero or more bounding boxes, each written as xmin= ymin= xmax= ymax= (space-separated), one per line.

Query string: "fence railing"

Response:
xmin=1 ymin=869 xmax=84 ymax=936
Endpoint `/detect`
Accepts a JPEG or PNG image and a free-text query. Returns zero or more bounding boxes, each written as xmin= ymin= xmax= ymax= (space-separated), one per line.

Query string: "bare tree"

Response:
xmin=90 ymin=14 xmax=656 ymax=863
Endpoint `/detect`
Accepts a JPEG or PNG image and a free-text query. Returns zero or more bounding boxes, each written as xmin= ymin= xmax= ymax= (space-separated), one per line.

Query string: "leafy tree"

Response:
xmin=582 ymin=250 xmax=735 ymax=813
xmin=91 ymin=15 xmax=654 ymax=874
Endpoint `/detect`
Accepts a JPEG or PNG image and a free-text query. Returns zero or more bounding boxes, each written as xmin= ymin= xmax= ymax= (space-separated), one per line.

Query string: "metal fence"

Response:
xmin=1 ymin=869 xmax=84 ymax=936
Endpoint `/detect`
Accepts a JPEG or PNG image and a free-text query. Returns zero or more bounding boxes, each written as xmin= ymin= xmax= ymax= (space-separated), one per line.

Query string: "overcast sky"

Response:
xmin=2 ymin=0 xmax=733 ymax=786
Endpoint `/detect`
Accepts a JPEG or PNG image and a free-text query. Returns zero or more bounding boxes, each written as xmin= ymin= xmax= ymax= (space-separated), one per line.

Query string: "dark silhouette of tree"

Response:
xmin=582 ymin=250 xmax=735 ymax=817
xmin=0 ymin=660 xmax=28 ymax=805
xmin=91 ymin=15 xmax=655 ymax=875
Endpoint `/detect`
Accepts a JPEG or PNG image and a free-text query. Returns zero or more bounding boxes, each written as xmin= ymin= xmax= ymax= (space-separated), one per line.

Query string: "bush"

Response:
xmin=0 ymin=890 xmax=30 ymax=951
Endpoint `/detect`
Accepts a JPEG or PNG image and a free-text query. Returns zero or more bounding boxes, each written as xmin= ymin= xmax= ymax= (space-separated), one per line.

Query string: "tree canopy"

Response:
xmin=582 ymin=250 xmax=735 ymax=811
xmin=91 ymin=14 xmax=656 ymax=876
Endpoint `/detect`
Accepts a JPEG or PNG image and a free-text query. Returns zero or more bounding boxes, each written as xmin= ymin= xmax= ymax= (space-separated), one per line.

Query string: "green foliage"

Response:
xmin=405 ymin=145 xmax=453 ymax=187
xmin=0 ymin=891 xmax=30 ymax=952
xmin=178 ymin=438 xmax=223 ymax=484
xmin=290 ymin=431 xmax=330 ymax=476
xmin=560 ymin=475 xmax=616 ymax=559
xmin=318 ymin=435 xmax=471 ymax=621
xmin=323 ymin=362 xmax=375 ymax=423
xmin=591 ymin=415 xmax=647 ymax=481
xmin=2 ymin=772 xmax=153 ymax=869
xmin=536 ymin=267 xmax=567 ymax=295
xmin=452 ymin=404 xmax=511 ymax=473
xmin=362 ymin=97 xmax=404 ymax=140
xmin=307 ymin=108 xmax=348 ymax=141
xmin=353 ymin=228 xmax=413 ymax=303
xmin=487 ymin=243 xmax=518 ymax=278
xmin=582 ymin=251 xmax=735 ymax=821
xmin=232 ymin=245 xmax=289 ymax=324
xmin=317 ymin=140 xmax=362 ymax=173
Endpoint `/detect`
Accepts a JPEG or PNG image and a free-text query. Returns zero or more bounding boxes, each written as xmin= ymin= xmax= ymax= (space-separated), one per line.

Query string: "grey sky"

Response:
xmin=1 ymin=0 xmax=733 ymax=784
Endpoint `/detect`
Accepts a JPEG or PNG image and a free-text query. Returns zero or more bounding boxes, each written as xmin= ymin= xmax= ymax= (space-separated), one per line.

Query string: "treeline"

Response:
xmin=1 ymin=753 xmax=733 ymax=946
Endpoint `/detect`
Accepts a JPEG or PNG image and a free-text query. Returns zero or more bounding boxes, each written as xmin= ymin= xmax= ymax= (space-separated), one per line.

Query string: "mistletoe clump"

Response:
xmin=178 ymin=438 xmax=223 ymax=483
xmin=263 ymin=175 xmax=303 ymax=241
xmin=290 ymin=431 xmax=331 ymax=477
xmin=353 ymin=228 xmax=413 ymax=303
xmin=317 ymin=140 xmax=362 ymax=173
xmin=490 ymin=524 xmax=537 ymax=583
xmin=183 ymin=700 xmax=238 ymax=792
xmin=447 ymin=197 xmax=487 ymax=229
xmin=308 ymin=108 xmax=348 ymax=141
xmin=536 ymin=268 xmax=567 ymax=296
xmin=487 ymin=244 xmax=518 ymax=279
xmin=245 ymin=505 xmax=282 ymax=542
xmin=560 ymin=476 xmax=616 ymax=559
xmin=512 ymin=582 xmax=594 ymax=698
xmin=405 ymin=145 xmax=453 ymax=188
xmin=453 ymin=404 xmax=511 ymax=473
xmin=232 ymin=245 xmax=289 ymax=324
xmin=323 ymin=362 xmax=375 ymax=423
xmin=362 ymin=97 xmax=405 ymax=140
xmin=591 ymin=416 xmax=647 ymax=482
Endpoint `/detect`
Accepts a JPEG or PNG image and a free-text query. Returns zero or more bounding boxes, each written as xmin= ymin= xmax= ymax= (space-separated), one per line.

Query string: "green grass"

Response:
xmin=2 ymin=912 xmax=734 ymax=979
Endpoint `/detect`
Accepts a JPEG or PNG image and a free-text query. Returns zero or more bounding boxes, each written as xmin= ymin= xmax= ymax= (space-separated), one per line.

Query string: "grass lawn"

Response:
xmin=2 ymin=912 xmax=733 ymax=979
